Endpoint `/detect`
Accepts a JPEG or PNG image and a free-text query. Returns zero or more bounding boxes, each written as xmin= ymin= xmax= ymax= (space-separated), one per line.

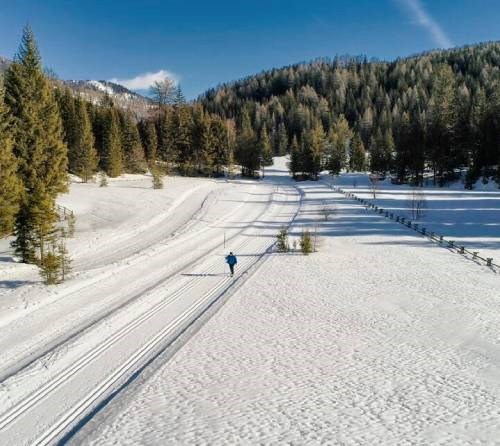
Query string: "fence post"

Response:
xmin=448 ymin=240 xmax=455 ymax=249
xmin=396 ymin=216 xmax=400 ymax=222
xmin=473 ymin=252 xmax=478 ymax=260
xmin=459 ymin=246 xmax=465 ymax=254
xmin=407 ymin=221 xmax=412 ymax=227
xmin=422 ymin=228 xmax=426 ymax=235
xmin=439 ymin=235 xmax=444 ymax=244
xmin=401 ymin=217 xmax=405 ymax=224
xmin=487 ymin=258 xmax=493 ymax=267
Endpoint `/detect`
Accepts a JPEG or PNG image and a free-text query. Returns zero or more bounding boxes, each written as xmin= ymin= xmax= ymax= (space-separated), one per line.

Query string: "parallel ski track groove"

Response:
xmin=0 ymin=184 xmax=259 ymax=381
xmin=0 ymin=184 xmax=298 ymax=446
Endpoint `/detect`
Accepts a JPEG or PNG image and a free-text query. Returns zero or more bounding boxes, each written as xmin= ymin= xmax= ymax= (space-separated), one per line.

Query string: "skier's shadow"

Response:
xmin=181 ymin=273 xmax=228 ymax=277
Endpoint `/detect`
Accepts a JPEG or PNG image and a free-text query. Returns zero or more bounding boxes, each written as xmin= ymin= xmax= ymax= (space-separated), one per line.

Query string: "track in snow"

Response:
xmin=0 ymin=177 xmax=300 ymax=445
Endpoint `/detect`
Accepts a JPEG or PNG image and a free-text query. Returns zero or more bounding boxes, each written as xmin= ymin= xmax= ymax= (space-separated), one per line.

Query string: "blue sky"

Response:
xmin=1 ymin=1 xmax=499 ymax=99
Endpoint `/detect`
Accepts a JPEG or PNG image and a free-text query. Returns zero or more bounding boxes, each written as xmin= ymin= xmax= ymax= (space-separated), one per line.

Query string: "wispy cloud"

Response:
xmin=109 ymin=69 xmax=179 ymax=91
xmin=398 ymin=0 xmax=453 ymax=48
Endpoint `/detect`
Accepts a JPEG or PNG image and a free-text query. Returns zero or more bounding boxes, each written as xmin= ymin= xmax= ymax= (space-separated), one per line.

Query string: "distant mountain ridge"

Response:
xmin=0 ymin=57 xmax=152 ymax=117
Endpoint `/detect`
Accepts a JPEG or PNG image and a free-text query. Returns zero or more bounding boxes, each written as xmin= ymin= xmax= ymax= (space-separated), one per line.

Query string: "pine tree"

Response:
xmin=0 ymin=88 xmax=21 ymax=236
xmin=326 ymin=115 xmax=352 ymax=175
xmin=5 ymin=26 xmax=68 ymax=262
xmin=98 ymin=171 xmax=108 ymax=187
xmin=300 ymin=230 xmax=313 ymax=255
xmin=150 ymin=164 xmax=164 ymax=189
xmin=351 ymin=132 xmax=366 ymax=171
xmin=139 ymin=119 xmax=158 ymax=163
xmin=289 ymin=135 xmax=301 ymax=178
xmin=276 ymin=122 xmax=288 ymax=155
xmin=276 ymin=227 xmax=290 ymax=252
xmin=225 ymin=119 xmax=237 ymax=178
xmin=102 ymin=108 xmax=123 ymax=177
xmin=369 ymin=130 xmax=386 ymax=173
xmin=73 ymin=98 xmax=98 ymax=181
xmin=259 ymin=126 xmax=273 ymax=166
xmin=121 ymin=111 xmax=146 ymax=173
xmin=236 ymin=110 xmax=259 ymax=177
xmin=428 ymin=64 xmax=458 ymax=184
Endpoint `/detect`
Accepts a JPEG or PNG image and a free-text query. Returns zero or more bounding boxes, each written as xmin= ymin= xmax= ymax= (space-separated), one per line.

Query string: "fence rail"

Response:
xmin=330 ymin=184 xmax=499 ymax=272
xmin=1 ymin=204 xmax=74 ymax=241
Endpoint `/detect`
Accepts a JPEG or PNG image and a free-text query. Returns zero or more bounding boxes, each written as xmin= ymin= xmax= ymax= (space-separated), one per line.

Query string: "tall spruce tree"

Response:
xmin=326 ymin=115 xmax=352 ymax=175
xmin=73 ymin=98 xmax=98 ymax=181
xmin=139 ymin=119 xmax=158 ymax=163
xmin=5 ymin=27 xmax=68 ymax=262
xmin=289 ymin=135 xmax=301 ymax=178
xmin=259 ymin=126 xmax=273 ymax=166
xmin=0 ymin=88 xmax=21 ymax=236
xmin=102 ymin=107 xmax=123 ymax=177
xmin=351 ymin=132 xmax=366 ymax=171
xmin=350 ymin=132 xmax=373 ymax=171
xmin=428 ymin=64 xmax=458 ymax=184
xmin=121 ymin=111 xmax=146 ymax=173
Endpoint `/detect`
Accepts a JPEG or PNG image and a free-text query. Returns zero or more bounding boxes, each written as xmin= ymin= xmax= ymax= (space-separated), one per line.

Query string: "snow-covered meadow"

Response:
xmin=330 ymin=172 xmax=500 ymax=261
xmin=1 ymin=159 xmax=499 ymax=445
xmin=78 ymin=164 xmax=500 ymax=445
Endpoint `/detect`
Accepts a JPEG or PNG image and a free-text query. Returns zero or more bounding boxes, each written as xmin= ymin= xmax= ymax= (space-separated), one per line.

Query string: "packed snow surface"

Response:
xmin=0 ymin=160 xmax=499 ymax=445
xmin=81 ymin=167 xmax=500 ymax=445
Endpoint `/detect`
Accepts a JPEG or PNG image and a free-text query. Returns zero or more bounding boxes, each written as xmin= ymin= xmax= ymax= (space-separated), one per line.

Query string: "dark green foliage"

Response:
xmin=0 ymin=88 xmax=21 ymax=236
xmin=276 ymin=227 xmax=290 ymax=252
xmin=200 ymin=44 xmax=500 ymax=186
xmin=300 ymin=230 xmax=313 ymax=255
xmin=150 ymin=164 xmax=164 ymax=189
xmin=351 ymin=132 xmax=366 ymax=171
xmin=138 ymin=119 xmax=158 ymax=162
xmin=102 ymin=107 xmax=123 ymax=177
xmin=236 ymin=110 xmax=259 ymax=177
xmin=5 ymin=26 xmax=68 ymax=262
xmin=121 ymin=111 xmax=146 ymax=173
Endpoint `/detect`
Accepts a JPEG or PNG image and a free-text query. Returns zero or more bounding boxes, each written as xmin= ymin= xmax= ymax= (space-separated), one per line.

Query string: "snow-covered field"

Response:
xmin=0 ymin=166 xmax=299 ymax=444
xmin=78 ymin=170 xmax=500 ymax=445
xmin=331 ymin=173 xmax=500 ymax=262
xmin=0 ymin=160 xmax=499 ymax=445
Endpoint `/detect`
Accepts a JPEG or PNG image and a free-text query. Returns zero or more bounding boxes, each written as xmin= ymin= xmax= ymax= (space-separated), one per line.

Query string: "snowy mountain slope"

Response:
xmin=63 ymin=80 xmax=153 ymax=116
xmin=0 ymin=166 xmax=300 ymax=445
xmin=0 ymin=56 xmax=152 ymax=116
xmin=79 ymin=171 xmax=500 ymax=445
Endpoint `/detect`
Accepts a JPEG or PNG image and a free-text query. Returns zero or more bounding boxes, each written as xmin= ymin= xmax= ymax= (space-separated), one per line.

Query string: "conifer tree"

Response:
xmin=121 ymin=111 xmax=146 ymax=173
xmin=236 ymin=110 xmax=259 ymax=176
xmin=5 ymin=26 xmax=68 ymax=262
xmin=326 ymin=115 xmax=352 ymax=175
xmin=210 ymin=115 xmax=228 ymax=176
xmin=351 ymin=132 xmax=366 ymax=171
xmin=351 ymin=132 xmax=366 ymax=172
xmin=139 ymin=119 xmax=158 ymax=162
xmin=259 ymin=126 xmax=273 ymax=166
xmin=102 ymin=107 xmax=123 ymax=177
xmin=369 ymin=131 xmax=386 ymax=173
xmin=73 ymin=98 xmax=98 ymax=181
xmin=289 ymin=135 xmax=301 ymax=179
xmin=428 ymin=64 xmax=458 ymax=184
xmin=276 ymin=122 xmax=288 ymax=155
xmin=225 ymin=119 xmax=237 ymax=178
xmin=0 ymin=88 xmax=21 ymax=236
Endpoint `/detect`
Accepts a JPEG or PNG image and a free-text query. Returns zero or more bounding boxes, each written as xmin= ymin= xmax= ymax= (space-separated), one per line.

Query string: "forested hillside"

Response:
xmin=200 ymin=43 xmax=500 ymax=186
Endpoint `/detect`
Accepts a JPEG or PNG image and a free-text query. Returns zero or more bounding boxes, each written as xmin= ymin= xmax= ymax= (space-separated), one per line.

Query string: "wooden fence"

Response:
xmin=331 ymin=185 xmax=499 ymax=272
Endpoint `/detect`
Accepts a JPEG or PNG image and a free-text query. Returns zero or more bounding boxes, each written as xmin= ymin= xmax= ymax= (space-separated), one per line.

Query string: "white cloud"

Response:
xmin=109 ymin=69 xmax=179 ymax=91
xmin=399 ymin=0 xmax=453 ymax=49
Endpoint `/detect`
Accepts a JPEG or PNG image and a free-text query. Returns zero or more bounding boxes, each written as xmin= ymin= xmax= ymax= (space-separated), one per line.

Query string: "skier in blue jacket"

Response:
xmin=226 ymin=252 xmax=237 ymax=276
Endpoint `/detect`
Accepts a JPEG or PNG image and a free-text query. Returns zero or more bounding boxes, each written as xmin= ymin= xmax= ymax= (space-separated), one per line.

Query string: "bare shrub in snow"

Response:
xmin=408 ymin=187 xmax=427 ymax=220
